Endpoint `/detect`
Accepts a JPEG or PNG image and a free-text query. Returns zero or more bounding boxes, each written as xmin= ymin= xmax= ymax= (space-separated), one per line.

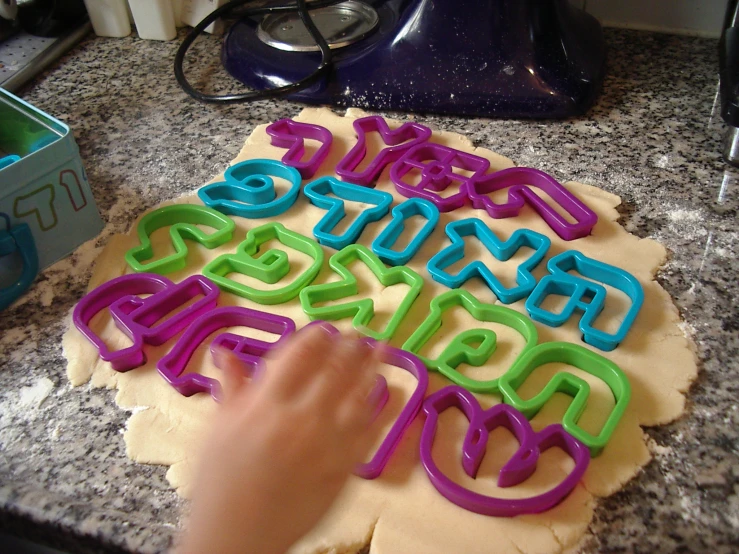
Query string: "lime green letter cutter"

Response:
xmin=125 ymin=204 xmax=236 ymax=274
xmin=202 ymin=222 xmax=324 ymax=305
xmin=401 ymin=289 xmax=538 ymax=394
xmin=299 ymin=244 xmax=423 ymax=341
xmin=498 ymin=341 xmax=631 ymax=456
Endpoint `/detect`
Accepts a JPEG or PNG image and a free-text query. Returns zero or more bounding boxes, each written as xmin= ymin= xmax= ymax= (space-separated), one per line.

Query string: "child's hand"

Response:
xmin=178 ymin=323 xmax=385 ymax=554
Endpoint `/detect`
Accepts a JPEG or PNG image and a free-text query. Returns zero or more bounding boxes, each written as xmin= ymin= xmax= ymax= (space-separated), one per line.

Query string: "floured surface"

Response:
xmin=62 ymin=108 xmax=698 ymax=554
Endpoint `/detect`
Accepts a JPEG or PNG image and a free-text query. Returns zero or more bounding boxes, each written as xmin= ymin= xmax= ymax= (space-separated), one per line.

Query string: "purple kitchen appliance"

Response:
xmin=221 ymin=0 xmax=606 ymax=118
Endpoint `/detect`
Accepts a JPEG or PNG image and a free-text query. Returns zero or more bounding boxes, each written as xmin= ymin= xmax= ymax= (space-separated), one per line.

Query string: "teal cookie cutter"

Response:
xmin=303 ymin=176 xmax=393 ymax=250
xmin=401 ymin=289 xmax=538 ymax=394
xmin=299 ymin=244 xmax=423 ymax=341
xmin=125 ymin=204 xmax=236 ymax=274
xmin=197 ymin=159 xmax=302 ymax=219
xmin=525 ymin=250 xmax=644 ymax=351
xmin=202 ymin=222 xmax=324 ymax=305
xmin=371 ymin=198 xmax=440 ymax=266
xmin=427 ymin=218 xmax=551 ymax=304
xmin=498 ymin=341 xmax=631 ymax=457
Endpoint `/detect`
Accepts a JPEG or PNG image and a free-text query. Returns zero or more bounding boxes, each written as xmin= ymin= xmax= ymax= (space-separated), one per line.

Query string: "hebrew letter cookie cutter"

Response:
xmin=125 ymin=204 xmax=235 ymax=274
xmin=157 ymin=306 xmax=296 ymax=401
xmin=402 ymin=289 xmax=538 ymax=394
xmin=73 ymin=273 xmax=175 ymax=371
xmin=525 ymin=250 xmax=644 ymax=351
xmin=427 ymin=218 xmax=551 ymax=304
xmin=198 ymin=159 xmax=302 ymax=219
xmin=420 ymin=385 xmax=590 ymax=516
xmin=303 ymin=176 xmax=393 ymax=250
xmin=266 ymin=119 xmax=333 ymax=179
xmin=336 ymin=116 xmax=432 ymax=186
xmin=371 ymin=198 xmax=440 ymax=266
xmin=203 ymin=222 xmax=324 ymax=305
xmin=498 ymin=341 xmax=631 ymax=457
xmin=390 ymin=143 xmax=490 ymax=212
xmin=299 ymin=244 xmax=423 ymax=342
xmin=468 ymin=167 xmax=598 ymax=241
xmin=355 ymin=337 xmax=429 ymax=479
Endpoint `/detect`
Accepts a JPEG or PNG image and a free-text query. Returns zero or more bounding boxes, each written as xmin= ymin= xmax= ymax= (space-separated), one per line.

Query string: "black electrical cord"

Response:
xmin=174 ymin=0 xmax=346 ymax=104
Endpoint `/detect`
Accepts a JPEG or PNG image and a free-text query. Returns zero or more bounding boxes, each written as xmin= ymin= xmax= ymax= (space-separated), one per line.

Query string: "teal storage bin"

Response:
xmin=0 ymin=88 xmax=104 ymax=310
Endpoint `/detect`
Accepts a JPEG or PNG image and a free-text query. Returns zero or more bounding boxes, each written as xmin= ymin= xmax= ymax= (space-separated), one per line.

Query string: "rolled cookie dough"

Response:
xmin=63 ymin=108 xmax=698 ymax=554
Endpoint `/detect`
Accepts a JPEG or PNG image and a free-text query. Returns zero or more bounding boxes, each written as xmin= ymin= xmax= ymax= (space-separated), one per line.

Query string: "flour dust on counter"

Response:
xmin=62 ymin=108 xmax=699 ymax=554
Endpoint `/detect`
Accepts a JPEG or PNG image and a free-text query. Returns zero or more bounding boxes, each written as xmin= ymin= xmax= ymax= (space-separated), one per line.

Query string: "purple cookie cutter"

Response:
xmin=73 ymin=273 xmax=218 ymax=371
xmin=354 ymin=338 xmax=429 ymax=479
xmin=420 ymin=385 xmax=590 ymax=516
xmin=266 ymin=119 xmax=333 ymax=179
xmin=391 ymin=143 xmax=490 ymax=212
xmin=468 ymin=167 xmax=598 ymax=241
xmin=157 ymin=306 xmax=296 ymax=401
xmin=336 ymin=116 xmax=432 ymax=186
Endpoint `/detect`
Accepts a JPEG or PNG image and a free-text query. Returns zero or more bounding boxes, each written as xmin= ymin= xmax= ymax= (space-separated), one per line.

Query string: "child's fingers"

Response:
xmin=335 ymin=343 xmax=386 ymax=431
xmin=212 ymin=347 xmax=249 ymax=404
xmin=264 ymin=322 xmax=337 ymax=400
xmin=307 ymin=338 xmax=375 ymax=408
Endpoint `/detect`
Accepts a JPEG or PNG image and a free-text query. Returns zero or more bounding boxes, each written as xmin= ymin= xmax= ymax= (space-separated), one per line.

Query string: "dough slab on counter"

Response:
xmin=62 ymin=108 xmax=698 ymax=554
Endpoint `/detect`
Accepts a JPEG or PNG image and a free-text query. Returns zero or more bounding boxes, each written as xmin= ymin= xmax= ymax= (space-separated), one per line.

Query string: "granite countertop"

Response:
xmin=0 ymin=26 xmax=737 ymax=553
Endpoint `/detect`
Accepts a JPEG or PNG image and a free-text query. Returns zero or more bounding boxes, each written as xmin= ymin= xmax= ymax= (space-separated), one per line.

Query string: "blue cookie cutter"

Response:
xmin=198 ymin=159 xmax=302 ymax=219
xmin=0 ymin=212 xmax=39 ymax=311
xmin=427 ymin=218 xmax=551 ymax=304
xmin=303 ymin=176 xmax=393 ymax=250
xmin=525 ymin=250 xmax=644 ymax=351
xmin=371 ymin=198 xmax=439 ymax=266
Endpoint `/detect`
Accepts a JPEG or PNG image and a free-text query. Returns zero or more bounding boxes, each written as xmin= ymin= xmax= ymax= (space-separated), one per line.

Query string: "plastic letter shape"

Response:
xmin=420 ymin=385 xmax=590 ymax=516
xmin=109 ymin=273 xmax=220 ymax=351
xmin=0 ymin=214 xmax=39 ymax=311
xmin=124 ymin=204 xmax=236 ymax=274
xmin=401 ymin=289 xmax=538 ymax=394
xmin=202 ymin=222 xmax=325 ymax=305
xmin=73 ymin=273 xmax=176 ymax=371
xmin=498 ymin=341 xmax=631 ymax=456
xmin=303 ymin=176 xmax=393 ymax=250
xmin=525 ymin=250 xmax=644 ymax=351
xmin=59 ymin=169 xmax=88 ymax=211
xmin=336 ymin=116 xmax=432 ymax=186
xmin=157 ymin=306 xmax=296 ymax=401
xmin=198 ymin=159 xmax=302 ymax=219
xmin=390 ymin=143 xmax=490 ymax=212
xmin=299 ymin=244 xmax=424 ymax=342
xmin=265 ymin=119 xmax=333 ymax=179
xmin=371 ymin=198 xmax=440 ymax=266
xmin=289 ymin=331 xmax=429 ymax=479
xmin=427 ymin=218 xmax=551 ymax=304
xmin=468 ymin=167 xmax=598 ymax=241
xmin=13 ymin=184 xmax=58 ymax=231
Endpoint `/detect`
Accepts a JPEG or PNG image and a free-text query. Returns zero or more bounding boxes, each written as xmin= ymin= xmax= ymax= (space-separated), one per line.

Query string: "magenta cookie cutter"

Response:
xmin=336 ymin=116 xmax=432 ymax=186
xmin=468 ymin=167 xmax=598 ymax=241
xmin=265 ymin=119 xmax=333 ymax=179
xmin=157 ymin=306 xmax=296 ymax=401
xmin=73 ymin=273 xmax=219 ymax=371
xmin=355 ymin=338 xmax=429 ymax=479
xmin=420 ymin=385 xmax=590 ymax=517
xmin=391 ymin=143 xmax=490 ymax=212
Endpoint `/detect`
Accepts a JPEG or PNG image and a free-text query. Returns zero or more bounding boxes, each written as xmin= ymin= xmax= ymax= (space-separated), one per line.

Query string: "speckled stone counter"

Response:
xmin=0 ymin=27 xmax=736 ymax=553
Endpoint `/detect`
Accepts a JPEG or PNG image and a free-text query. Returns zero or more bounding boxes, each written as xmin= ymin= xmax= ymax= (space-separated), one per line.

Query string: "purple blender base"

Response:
xmin=221 ymin=0 xmax=606 ymax=119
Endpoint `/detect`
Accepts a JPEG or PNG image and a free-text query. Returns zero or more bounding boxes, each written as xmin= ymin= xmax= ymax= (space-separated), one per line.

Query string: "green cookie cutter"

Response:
xmin=498 ymin=341 xmax=631 ymax=457
xmin=299 ymin=244 xmax=423 ymax=341
xmin=202 ymin=222 xmax=324 ymax=305
xmin=125 ymin=204 xmax=236 ymax=274
xmin=401 ymin=289 xmax=538 ymax=394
